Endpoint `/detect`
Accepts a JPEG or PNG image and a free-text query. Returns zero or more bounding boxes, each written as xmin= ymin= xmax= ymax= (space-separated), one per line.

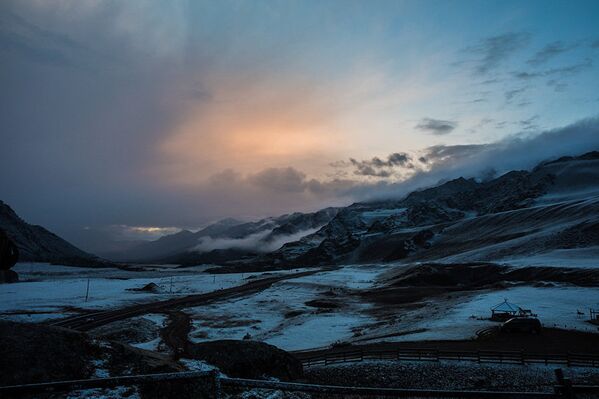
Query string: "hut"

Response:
xmin=491 ymin=299 xmax=521 ymax=321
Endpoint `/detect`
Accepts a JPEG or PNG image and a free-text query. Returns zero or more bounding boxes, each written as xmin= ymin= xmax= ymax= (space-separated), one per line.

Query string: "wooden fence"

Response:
xmin=1 ymin=369 xmax=598 ymax=399
xmin=298 ymin=347 xmax=599 ymax=368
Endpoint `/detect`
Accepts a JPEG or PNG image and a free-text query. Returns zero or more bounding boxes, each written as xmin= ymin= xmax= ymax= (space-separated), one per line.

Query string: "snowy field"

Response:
xmin=185 ymin=264 xmax=385 ymax=350
xmin=376 ymin=285 xmax=599 ymax=342
xmin=0 ymin=263 xmax=304 ymax=322
xmin=2 ymin=262 xmax=597 ymax=352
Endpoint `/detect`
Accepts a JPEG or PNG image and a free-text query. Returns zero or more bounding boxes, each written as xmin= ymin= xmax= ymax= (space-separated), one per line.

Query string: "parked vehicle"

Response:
xmin=500 ymin=317 xmax=542 ymax=334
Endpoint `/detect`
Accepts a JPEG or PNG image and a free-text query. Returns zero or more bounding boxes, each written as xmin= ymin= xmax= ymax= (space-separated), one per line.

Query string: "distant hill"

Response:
xmin=104 ymin=208 xmax=339 ymax=263
xmin=0 ymin=201 xmax=111 ymax=267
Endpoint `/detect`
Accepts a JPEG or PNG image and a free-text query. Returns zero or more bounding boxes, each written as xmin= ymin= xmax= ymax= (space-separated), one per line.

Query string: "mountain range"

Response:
xmin=2 ymin=151 xmax=598 ymax=269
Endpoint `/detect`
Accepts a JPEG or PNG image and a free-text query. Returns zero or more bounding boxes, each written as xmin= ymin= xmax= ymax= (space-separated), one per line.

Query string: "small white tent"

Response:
xmin=491 ymin=299 xmax=521 ymax=320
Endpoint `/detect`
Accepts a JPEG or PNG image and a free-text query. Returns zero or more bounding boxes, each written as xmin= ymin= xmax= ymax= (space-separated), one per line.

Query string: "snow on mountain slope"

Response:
xmin=420 ymin=195 xmax=599 ymax=265
xmin=247 ymin=151 xmax=599 ymax=270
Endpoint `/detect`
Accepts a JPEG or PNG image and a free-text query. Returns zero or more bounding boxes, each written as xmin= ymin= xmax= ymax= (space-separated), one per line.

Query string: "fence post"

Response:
xmin=554 ymin=368 xmax=575 ymax=399
xmin=211 ymin=370 xmax=221 ymax=399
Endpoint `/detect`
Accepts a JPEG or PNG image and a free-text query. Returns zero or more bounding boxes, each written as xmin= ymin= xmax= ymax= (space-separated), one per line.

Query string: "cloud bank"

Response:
xmin=192 ymin=226 xmax=322 ymax=253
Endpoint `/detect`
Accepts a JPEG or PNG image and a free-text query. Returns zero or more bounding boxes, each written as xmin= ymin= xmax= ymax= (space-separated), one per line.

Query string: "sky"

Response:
xmin=1 ymin=0 xmax=599 ymax=250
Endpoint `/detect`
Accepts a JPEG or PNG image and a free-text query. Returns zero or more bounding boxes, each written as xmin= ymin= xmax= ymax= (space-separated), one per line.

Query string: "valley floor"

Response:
xmin=1 ymin=260 xmax=598 ymax=354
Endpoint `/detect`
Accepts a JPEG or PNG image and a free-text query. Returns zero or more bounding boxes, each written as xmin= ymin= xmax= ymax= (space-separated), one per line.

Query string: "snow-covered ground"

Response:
xmin=376 ymin=285 xmax=599 ymax=342
xmin=185 ymin=264 xmax=383 ymax=350
xmin=186 ymin=282 xmax=373 ymax=350
xmin=0 ymin=263 xmax=302 ymax=322
xmin=3 ymin=262 xmax=597 ymax=352
xmin=290 ymin=264 xmax=385 ymax=289
xmin=500 ymin=247 xmax=599 ymax=269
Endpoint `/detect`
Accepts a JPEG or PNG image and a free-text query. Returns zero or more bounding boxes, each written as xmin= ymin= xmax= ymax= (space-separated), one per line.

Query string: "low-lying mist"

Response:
xmin=191 ymin=226 xmax=322 ymax=253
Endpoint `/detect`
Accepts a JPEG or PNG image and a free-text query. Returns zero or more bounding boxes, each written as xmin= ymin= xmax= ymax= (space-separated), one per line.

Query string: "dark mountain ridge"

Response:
xmin=103 ymin=207 xmax=340 ymax=263
xmin=0 ymin=201 xmax=111 ymax=266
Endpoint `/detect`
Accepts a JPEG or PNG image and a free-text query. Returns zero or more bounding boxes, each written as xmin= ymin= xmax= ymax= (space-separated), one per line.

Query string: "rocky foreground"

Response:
xmin=306 ymin=360 xmax=599 ymax=393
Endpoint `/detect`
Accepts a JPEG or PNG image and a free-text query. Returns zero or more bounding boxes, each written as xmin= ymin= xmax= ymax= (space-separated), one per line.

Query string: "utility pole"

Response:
xmin=85 ymin=278 xmax=90 ymax=302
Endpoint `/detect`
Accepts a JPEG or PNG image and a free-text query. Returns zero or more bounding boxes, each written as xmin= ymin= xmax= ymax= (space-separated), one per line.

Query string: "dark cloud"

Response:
xmin=243 ymin=167 xmax=357 ymax=195
xmin=387 ymin=153 xmax=412 ymax=167
xmin=513 ymin=58 xmax=593 ymax=81
xmin=505 ymin=87 xmax=527 ymax=102
xmin=527 ymin=41 xmax=576 ymax=66
xmin=463 ymin=32 xmax=530 ymax=75
xmin=479 ymin=78 xmax=501 ymax=84
xmin=512 ymin=71 xmax=543 ymax=80
xmin=347 ymin=152 xmax=414 ymax=177
xmin=209 ymin=169 xmax=241 ymax=185
xmin=415 ymin=118 xmax=457 ymax=135
xmin=248 ymin=167 xmax=308 ymax=193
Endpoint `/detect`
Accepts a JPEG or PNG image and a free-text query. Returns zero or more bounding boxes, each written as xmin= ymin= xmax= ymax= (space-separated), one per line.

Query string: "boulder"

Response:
xmin=186 ymin=340 xmax=303 ymax=381
xmin=128 ymin=282 xmax=162 ymax=293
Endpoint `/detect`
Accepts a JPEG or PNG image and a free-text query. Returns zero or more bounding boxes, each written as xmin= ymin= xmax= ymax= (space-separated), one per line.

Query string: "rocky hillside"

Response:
xmin=0 ymin=201 xmax=110 ymax=266
xmin=217 ymin=151 xmax=599 ymax=271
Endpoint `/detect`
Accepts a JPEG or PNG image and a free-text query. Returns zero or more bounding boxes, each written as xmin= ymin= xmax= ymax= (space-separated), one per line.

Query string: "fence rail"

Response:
xmin=1 ymin=370 xmax=598 ymax=399
xmin=298 ymin=347 xmax=599 ymax=368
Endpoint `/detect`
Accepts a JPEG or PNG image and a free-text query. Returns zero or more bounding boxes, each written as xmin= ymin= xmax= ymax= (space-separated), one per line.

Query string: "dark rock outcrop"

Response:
xmin=0 ymin=320 xmax=183 ymax=386
xmin=0 ymin=229 xmax=19 ymax=270
xmin=186 ymin=340 xmax=303 ymax=381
